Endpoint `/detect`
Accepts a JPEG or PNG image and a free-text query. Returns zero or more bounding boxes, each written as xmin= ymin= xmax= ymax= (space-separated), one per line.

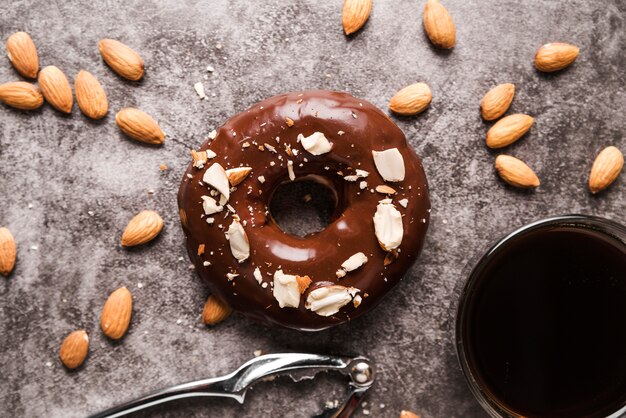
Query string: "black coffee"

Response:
xmin=462 ymin=226 xmax=626 ymax=417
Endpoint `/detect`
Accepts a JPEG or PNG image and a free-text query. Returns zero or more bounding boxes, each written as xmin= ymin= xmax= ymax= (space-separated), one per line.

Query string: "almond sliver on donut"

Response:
xmin=227 ymin=218 xmax=249 ymax=262
xmin=373 ymin=200 xmax=404 ymax=251
xmin=372 ymin=148 xmax=405 ymax=182
xmin=305 ymin=286 xmax=360 ymax=317
xmin=202 ymin=163 xmax=230 ymax=201
xmin=297 ymin=131 xmax=333 ymax=155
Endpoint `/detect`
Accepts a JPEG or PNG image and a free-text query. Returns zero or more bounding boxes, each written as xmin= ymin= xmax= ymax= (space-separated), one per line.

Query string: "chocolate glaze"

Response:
xmin=177 ymin=90 xmax=430 ymax=331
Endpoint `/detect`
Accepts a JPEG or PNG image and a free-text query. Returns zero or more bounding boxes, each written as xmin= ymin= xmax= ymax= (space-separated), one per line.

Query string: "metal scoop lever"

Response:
xmin=89 ymin=353 xmax=375 ymax=418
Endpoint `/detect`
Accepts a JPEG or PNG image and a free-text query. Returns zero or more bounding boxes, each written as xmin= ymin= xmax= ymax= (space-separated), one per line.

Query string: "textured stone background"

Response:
xmin=0 ymin=0 xmax=625 ymax=417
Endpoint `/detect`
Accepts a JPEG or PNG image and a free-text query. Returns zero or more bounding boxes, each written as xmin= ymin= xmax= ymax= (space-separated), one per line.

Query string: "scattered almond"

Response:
xmin=0 ymin=81 xmax=43 ymax=110
xmin=74 ymin=70 xmax=108 ymax=119
xmin=400 ymin=411 xmax=420 ymax=418
xmin=0 ymin=227 xmax=17 ymax=277
xmin=342 ymin=0 xmax=373 ymax=35
xmin=389 ymin=83 xmax=432 ymax=116
xmin=495 ymin=155 xmax=540 ymax=188
xmin=423 ymin=0 xmax=455 ymax=49
xmin=38 ymin=66 xmax=73 ymax=113
xmin=202 ymin=295 xmax=232 ymax=325
xmin=121 ymin=210 xmax=164 ymax=247
xmin=98 ymin=39 xmax=144 ymax=81
xmin=197 ymin=243 xmax=205 ymax=256
xmin=226 ymin=167 xmax=253 ymax=186
xmin=375 ymin=185 xmax=397 ymax=195
xmin=480 ymin=83 xmax=515 ymax=121
xmin=59 ymin=330 xmax=89 ymax=370
xmin=486 ymin=114 xmax=534 ymax=149
xmin=116 ymin=107 xmax=165 ymax=145
xmin=589 ymin=146 xmax=623 ymax=194
xmin=535 ymin=42 xmax=579 ymax=72
xmin=100 ymin=287 xmax=133 ymax=340
xmin=296 ymin=275 xmax=312 ymax=294
xmin=6 ymin=32 xmax=39 ymax=78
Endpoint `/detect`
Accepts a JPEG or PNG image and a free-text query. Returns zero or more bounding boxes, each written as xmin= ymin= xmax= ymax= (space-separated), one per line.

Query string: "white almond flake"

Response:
xmin=305 ymin=286 xmax=360 ymax=317
xmin=203 ymin=163 xmax=230 ymax=201
xmin=225 ymin=166 xmax=252 ymax=186
xmin=227 ymin=218 xmax=250 ymax=262
xmin=338 ymin=131 xmax=345 ymax=136
xmin=372 ymin=148 xmax=405 ymax=182
xmin=219 ymin=194 xmax=228 ymax=206
xmin=297 ymin=132 xmax=333 ymax=155
xmin=262 ymin=282 xmax=268 ymax=289
xmin=355 ymin=169 xmax=369 ymax=178
xmin=373 ymin=201 xmax=404 ymax=251
xmin=264 ymin=143 xmax=277 ymax=153
xmin=206 ymin=217 xmax=214 ymax=224
xmin=201 ymin=195 xmax=224 ymax=215
xmin=254 ymin=267 xmax=263 ymax=285
xmin=341 ymin=252 xmax=368 ymax=272
xmin=292 ymin=149 xmax=299 ymax=156
xmin=226 ymin=272 xmax=239 ymax=281
xmin=208 ymin=130 xmax=217 ymax=140
xmin=287 ymin=160 xmax=295 ymax=181
xmin=203 ymin=261 xmax=211 ymax=266
xmin=359 ymin=181 xmax=368 ymax=190
xmin=336 ymin=269 xmax=347 ymax=278
xmin=353 ymin=295 xmax=363 ymax=308
xmin=258 ymin=176 xmax=266 ymax=184
xmin=343 ymin=175 xmax=359 ymax=182
xmin=399 ymin=198 xmax=409 ymax=208
xmin=273 ymin=270 xmax=301 ymax=308
xmin=193 ymin=82 xmax=206 ymax=99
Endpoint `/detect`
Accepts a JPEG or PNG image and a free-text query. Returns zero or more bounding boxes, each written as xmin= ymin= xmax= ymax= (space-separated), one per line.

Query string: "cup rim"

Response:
xmin=454 ymin=214 xmax=626 ymax=418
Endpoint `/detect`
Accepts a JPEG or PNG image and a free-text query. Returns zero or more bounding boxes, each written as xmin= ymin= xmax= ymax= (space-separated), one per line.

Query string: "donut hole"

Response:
xmin=269 ymin=176 xmax=339 ymax=237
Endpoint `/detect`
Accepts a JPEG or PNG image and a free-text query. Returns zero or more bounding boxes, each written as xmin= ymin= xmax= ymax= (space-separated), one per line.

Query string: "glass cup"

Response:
xmin=455 ymin=215 xmax=626 ymax=418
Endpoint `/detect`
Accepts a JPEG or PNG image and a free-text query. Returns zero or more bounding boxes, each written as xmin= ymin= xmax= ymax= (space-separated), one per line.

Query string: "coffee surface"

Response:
xmin=465 ymin=226 xmax=626 ymax=417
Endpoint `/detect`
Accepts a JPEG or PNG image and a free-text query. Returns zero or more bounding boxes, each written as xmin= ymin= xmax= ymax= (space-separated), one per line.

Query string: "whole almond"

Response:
xmin=342 ymin=0 xmax=373 ymax=35
xmin=202 ymin=295 xmax=232 ymax=325
xmin=121 ymin=210 xmax=164 ymax=247
xmin=74 ymin=70 xmax=108 ymax=119
xmin=535 ymin=42 xmax=579 ymax=72
xmin=100 ymin=287 xmax=133 ymax=340
xmin=481 ymin=83 xmax=515 ymax=121
xmin=38 ymin=66 xmax=73 ymax=113
xmin=6 ymin=32 xmax=39 ymax=78
xmin=495 ymin=155 xmax=540 ymax=188
xmin=400 ymin=412 xmax=420 ymax=418
xmin=486 ymin=114 xmax=534 ymax=149
xmin=116 ymin=108 xmax=165 ymax=145
xmin=389 ymin=83 xmax=432 ymax=116
xmin=59 ymin=330 xmax=89 ymax=370
xmin=0 ymin=227 xmax=17 ymax=277
xmin=0 ymin=81 xmax=43 ymax=110
xmin=589 ymin=146 xmax=623 ymax=194
xmin=98 ymin=39 xmax=144 ymax=81
xmin=423 ymin=0 xmax=455 ymax=49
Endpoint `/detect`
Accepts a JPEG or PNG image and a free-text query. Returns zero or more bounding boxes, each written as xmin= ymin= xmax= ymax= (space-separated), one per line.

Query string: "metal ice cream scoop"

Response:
xmin=89 ymin=353 xmax=375 ymax=418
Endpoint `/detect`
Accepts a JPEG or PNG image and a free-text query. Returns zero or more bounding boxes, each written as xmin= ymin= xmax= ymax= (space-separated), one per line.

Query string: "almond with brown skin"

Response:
xmin=59 ymin=330 xmax=89 ymax=370
xmin=400 ymin=411 xmax=420 ymax=418
xmin=121 ymin=210 xmax=164 ymax=247
xmin=342 ymin=0 xmax=373 ymax=35
xmin=423 ymin=0 xmax=455 ymax=49
xmin=389 ymin=83 xmax=432 ymax=116
xmin=100 ymin=287 xmax=133 ymax=340
xmin=486 ymin=114 xmax=534 ymax=149
xmin=98 ymin=39 xmax=144 ymax=81
xmin=116 ymin=108 xmax=165 ymax=145
xmin=481 ymin=83 xmax=515 ymax=121
xmin=6 ymin=32 xmax=39 ymax=78
xmin=0 ymin=81 xmax=43 ymax=110
xmin=202 ymin=295 xmax=232 ymax=325
xmin=495 ymin=155 xmax=540 ymax=189
xmin=535 ymin=42 xmax=579 ymax=72
xmin=589 ymin=146 xmax=623 ymax=194
xmin=0 ymin=227 xmax=17 ymax=277
xmin=38 ymin=66 xmax=73 ymax=113
xmin=74 ymin=70 xmax=108 ymax=119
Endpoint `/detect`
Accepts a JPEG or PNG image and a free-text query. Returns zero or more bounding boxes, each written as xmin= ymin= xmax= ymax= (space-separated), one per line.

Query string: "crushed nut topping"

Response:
xmin=272 ymin=270 xmax=302 ymax=308
xmin=305 ymin=285 xmax=360 ymax=317
xmin=203 ymin=163 xmax=230 ymax=201
xmin=253 ymin=267 xmax=263 ymax=285
xmin=226 ymin=218 xmax=249 ymax=262
xmin=373 ymin=200 xmax=403 ymax=251
xmin=287 ymin=160 xmax=295 ymax=181
xmin=375 ymin=185 xmax=397 ymax=195
xmin=225 ymin=167 xmax=252 ymax=186
xmin=398 ymin=198 xmax=409 ymax=208
xmin=340 ymin=252 xmax=368 ymax=273
xmin=297 ymin=132 xmax=333 ymax=155
xmin=372 ymin=148 xmax=405 ymax=182
xmin=201 ymin=195 xmax=224 ymax=215
xmin=285 ymin=117 xmax=294 ymax=127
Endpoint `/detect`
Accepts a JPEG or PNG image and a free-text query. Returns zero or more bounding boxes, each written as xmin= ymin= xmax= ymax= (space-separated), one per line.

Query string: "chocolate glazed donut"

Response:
xmin=177 ymin=90 xmax=430 ymax=331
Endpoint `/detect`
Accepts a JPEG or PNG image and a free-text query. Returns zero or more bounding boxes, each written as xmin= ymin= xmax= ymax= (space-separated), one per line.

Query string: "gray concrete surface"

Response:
xmin=1 ymin=0 xmax=625 ymax=417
